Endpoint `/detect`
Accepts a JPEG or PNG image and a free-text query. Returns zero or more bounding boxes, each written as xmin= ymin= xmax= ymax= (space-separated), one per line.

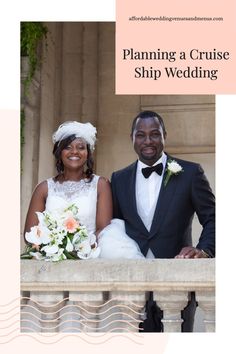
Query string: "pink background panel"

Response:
xmin=116 ymin=0 xmax=236 ymax=94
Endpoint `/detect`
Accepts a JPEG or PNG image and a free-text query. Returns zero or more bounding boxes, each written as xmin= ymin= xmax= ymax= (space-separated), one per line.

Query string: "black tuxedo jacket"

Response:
xmin=111 ymin=155 xmax=215 ymax=258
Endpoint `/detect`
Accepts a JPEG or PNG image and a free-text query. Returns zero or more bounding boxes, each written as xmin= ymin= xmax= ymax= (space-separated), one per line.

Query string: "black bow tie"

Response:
xmin=141 ymin=163 xmax=163 ymax=178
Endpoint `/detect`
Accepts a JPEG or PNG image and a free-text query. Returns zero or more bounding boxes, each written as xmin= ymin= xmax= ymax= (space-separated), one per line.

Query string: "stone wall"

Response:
xmin=21 ymin=259 xmax=215 ymax=333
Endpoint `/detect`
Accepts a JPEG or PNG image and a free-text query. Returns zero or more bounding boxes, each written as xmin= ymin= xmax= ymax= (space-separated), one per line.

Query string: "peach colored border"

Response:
xmin=116 ymin=0 xmax=236 ymax=94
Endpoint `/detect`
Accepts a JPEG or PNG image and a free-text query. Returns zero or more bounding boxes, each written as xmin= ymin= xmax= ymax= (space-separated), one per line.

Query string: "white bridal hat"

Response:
xmin=52 ymin=121 xmax=97 ymax=150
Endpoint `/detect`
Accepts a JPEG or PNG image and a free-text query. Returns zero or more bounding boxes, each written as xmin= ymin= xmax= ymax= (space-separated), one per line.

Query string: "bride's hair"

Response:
xmin=52 ymin=134 xmax=94 ymax=180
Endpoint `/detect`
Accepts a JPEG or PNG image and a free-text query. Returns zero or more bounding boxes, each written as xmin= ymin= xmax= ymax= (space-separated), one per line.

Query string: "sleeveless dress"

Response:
xmin=46 ymin=175 xmax=144 ymax=259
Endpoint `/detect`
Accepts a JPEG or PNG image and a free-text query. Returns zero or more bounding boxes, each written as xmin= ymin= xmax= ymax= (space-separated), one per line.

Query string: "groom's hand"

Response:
xmin=175 ymin=246 xmax=209 ymax=259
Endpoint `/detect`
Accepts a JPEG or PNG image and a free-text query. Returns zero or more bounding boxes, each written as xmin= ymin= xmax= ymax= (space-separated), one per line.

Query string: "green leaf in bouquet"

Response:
xmin=20 ymin=245 xmax=36 ymax=259
xmin=64 ymin=250 xmax=77 ymax=260
xmin=20 ymin=253 xmax=33 ymax=259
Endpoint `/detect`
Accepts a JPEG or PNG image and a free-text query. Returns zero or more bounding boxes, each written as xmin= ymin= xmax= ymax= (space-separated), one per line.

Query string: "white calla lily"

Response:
xmin=25 ymin=225 xmax=51 ymax=245
xmin=76 ymin=240 xmax=92 ymax=258
xmin=41 ymin=244 xmax=59 ymax=255
xmin=35 ymin=211 xmax=45 ymax=225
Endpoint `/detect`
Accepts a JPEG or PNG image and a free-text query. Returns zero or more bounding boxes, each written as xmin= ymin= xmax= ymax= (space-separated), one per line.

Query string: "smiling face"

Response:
xmin=132 ymin=117 xmax=166 ymax=166
xmin=61 ymin=138 xmax=88 ymax=170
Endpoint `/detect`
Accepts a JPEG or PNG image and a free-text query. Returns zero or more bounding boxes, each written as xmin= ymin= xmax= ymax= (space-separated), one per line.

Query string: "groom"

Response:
xmin=111 ymin=110 xmax=215 ymax=332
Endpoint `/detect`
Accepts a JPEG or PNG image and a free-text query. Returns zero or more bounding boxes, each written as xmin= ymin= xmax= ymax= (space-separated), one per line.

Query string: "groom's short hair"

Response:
xmin=131 ymin=110 xmax=167 ymax=136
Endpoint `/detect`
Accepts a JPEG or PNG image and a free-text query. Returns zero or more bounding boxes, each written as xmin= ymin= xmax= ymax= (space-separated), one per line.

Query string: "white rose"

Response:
xmin=168 ymin=161 xmax=182 ymax=174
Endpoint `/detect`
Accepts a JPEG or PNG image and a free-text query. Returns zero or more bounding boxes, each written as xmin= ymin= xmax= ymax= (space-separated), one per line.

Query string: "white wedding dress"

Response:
xmin=46 ymin=175 xmax=144 ymax=259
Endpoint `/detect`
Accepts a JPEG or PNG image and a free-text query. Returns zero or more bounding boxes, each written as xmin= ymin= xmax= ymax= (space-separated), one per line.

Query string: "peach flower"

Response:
xmin=64 ymin=217 xmax=79 ymax=233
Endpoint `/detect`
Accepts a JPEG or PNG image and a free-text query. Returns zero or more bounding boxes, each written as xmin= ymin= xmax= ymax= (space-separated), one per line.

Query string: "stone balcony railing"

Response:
xmin=20 ymin=259 xmax=215 ymax=333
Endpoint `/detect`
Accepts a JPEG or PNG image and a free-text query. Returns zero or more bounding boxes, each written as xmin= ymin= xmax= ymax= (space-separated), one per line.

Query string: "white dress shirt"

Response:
xmin=135 ymin=153 xmax=167 ymax=258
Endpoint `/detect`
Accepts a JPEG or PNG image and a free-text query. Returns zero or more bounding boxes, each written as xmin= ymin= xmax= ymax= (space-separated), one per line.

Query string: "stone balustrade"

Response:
xmin=20 ymin=259 xmax=215 ymax=333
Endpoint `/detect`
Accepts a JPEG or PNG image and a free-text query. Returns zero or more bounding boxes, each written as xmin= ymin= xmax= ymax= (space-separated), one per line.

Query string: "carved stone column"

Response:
xmin=58 ymin=299 xmax=81 ymax=332
xmin=196 ymin=290 xmax=215 ymax=332
xmin=21 ymin=291 xmax=40 ymax=332
xmin=29 ymin=291 xmax=65 ymax=332
xmin=154 ymin=291 xmax=189 ymax=332
xmin=106 ymin=291 xmax=147 ymax=332
xmin=67 ymin=291 xmax=105 ymax=332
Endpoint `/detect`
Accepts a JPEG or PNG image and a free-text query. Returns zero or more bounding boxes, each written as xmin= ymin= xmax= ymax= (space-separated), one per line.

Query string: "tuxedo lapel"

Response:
xmin=149 ymin=155 xmax=178 ymax=237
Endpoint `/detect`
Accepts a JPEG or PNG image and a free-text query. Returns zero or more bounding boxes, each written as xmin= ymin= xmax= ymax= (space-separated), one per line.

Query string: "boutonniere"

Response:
xmin=164 ymin=159 xmax=184 ymax=187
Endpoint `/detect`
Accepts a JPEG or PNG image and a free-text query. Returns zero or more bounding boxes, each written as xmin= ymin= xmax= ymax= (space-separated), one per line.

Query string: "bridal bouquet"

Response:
xmin=21 ymin=204 xmax=100 ymax=261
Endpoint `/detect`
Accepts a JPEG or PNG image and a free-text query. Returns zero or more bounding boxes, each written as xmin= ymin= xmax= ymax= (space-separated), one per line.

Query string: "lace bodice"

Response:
xmin=46 ymin=175 xmax=99 ymax=235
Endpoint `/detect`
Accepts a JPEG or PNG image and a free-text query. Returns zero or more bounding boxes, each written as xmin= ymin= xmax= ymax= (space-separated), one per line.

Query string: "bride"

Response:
xmin=24 ymin=121 xmax=144 ymax=260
